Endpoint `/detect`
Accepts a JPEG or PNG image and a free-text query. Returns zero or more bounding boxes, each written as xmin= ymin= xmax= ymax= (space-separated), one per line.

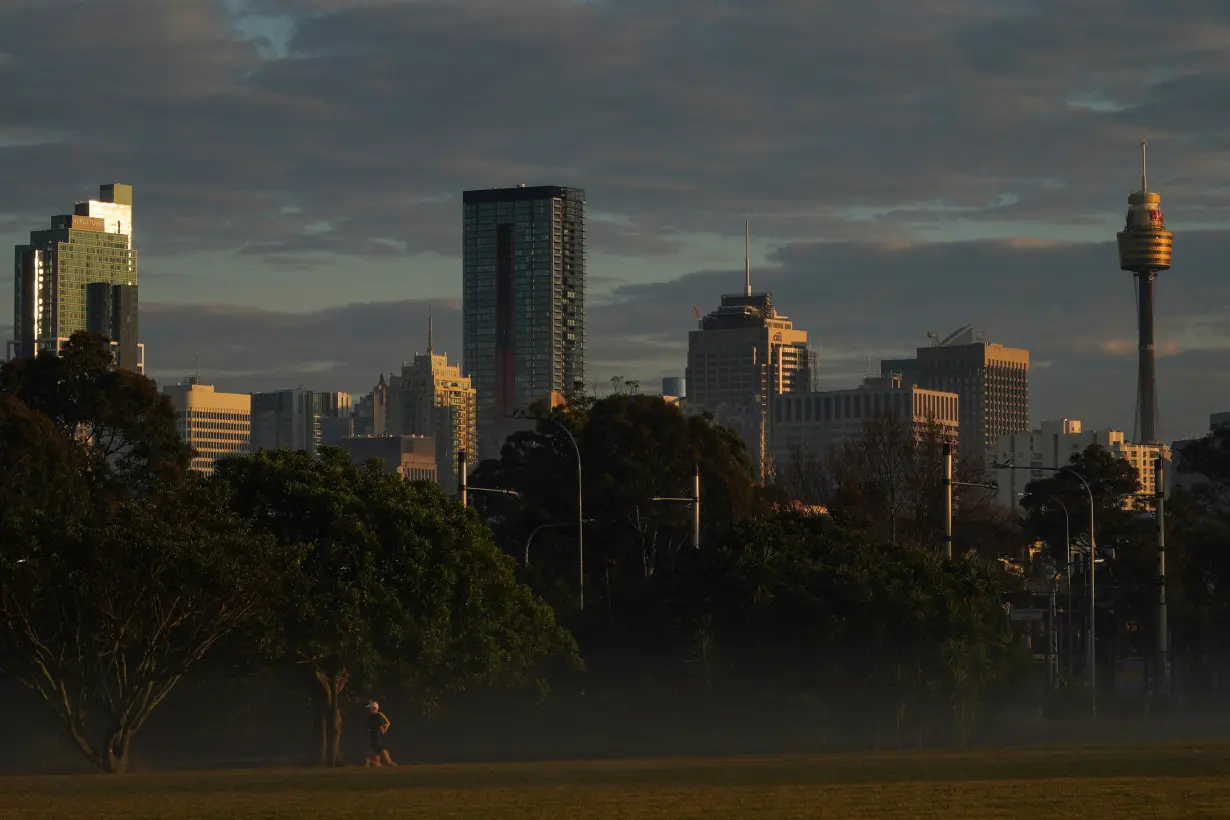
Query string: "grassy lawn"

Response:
xmin=2 ymin=744 xmax=1230 ymax=818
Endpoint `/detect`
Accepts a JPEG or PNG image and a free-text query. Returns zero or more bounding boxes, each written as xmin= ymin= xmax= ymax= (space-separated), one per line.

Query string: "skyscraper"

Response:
xmin=10 ymin=184 xmax=140 ymax=364
xmin=387 ymin=315 xmax=478 ymax=493
xmin=86 ymin=283 xmax=140 ymax=373
xmin=685 ymin=227 xmax=813 ymax=481
xmin=881 ymin=325 xmax=1029 ymax=455
xmin=462 ymin=185 xmax=586 ymax=458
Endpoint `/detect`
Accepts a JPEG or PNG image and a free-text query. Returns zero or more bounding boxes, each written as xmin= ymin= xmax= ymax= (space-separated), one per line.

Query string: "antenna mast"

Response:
xmin=744 ymin=220 xmax=751 ymax=297
xmin=427 ymin=305 xmax=435 ymax=355
xmin=1141 ymin=137 xmax=1148 ymax=193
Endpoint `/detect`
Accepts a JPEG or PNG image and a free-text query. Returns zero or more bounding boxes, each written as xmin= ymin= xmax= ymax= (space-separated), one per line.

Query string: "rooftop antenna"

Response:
xmin=1140 ymin=136 xmax=1148 ymax=194
xmin=744 ymin=220 xmax=751 ymax=297
xmin=427 ymin=305 xmax=435 ymax=355
xmin=194 ymin=351 xmax=199 ymax=378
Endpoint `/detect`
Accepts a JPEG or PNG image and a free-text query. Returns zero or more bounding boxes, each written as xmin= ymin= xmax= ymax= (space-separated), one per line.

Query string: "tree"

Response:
xmin=778 ymin=413 xmax=1001 ymax=551
xmin=0 ymin=331 xmax=190 ymax=494
xmin=214 ymin=447 xmax=578 ymax=766
xmin=472 ymin=394 xmax=757 ymax=609
xmin=0 ymin=480 xmax=285 ymax=773
xmin=697 ymin=512 xmax=1026 ymax=746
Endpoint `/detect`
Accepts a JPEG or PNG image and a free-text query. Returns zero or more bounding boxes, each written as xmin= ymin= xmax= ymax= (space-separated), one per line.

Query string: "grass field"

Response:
xmin=3 ymin=744 xmax=1230 ymax=819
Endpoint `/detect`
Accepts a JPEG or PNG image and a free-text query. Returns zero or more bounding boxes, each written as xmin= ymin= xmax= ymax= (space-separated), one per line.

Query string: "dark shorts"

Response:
xmin=369 ymin=732 xmax=384 ymax=753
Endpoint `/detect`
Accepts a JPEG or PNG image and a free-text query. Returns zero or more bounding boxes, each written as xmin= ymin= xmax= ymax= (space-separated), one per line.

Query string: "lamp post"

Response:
xmin=1046 ymin=496 xmax=1074 ymax=679
xmin=995 ymin=459 xmax=1099 ymax=718
xmin=524 ymin=519 xmax=594 ymax=567
xmin=513 ymin=409 xmax=585 ymax=612
xmin=651 ymin=465 xmax=702 ymax=550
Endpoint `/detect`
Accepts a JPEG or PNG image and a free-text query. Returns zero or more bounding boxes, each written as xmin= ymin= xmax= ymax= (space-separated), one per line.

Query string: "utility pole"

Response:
xmin=943 ymin=442 xmax=954 ymax=559
xmin=1156 ymin=456 xmax=1170 ymax=700
xmin=693 ymin=467 xmax=701 ymax=550
xmin=652 ymin=465 xmax=702 ymax=550
xmin=458 ymin=448 xmax=467 ymax=507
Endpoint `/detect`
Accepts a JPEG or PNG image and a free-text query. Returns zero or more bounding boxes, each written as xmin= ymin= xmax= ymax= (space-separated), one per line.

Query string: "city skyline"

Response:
xmin=2 ymin=2 xmax=1229 ymax=438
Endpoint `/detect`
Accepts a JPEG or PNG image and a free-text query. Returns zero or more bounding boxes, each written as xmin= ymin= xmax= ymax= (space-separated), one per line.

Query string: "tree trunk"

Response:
xmin=313 ymin=668 xmax=349 ymax=767
xmin=103 ymin=728 xmax=131 ymax=774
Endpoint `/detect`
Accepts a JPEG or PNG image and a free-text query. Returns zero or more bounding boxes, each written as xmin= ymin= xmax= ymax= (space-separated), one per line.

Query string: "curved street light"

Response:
xmin=996 ymin=459 xmax=1100 ymax=718
xmin=524 ymin=519 xmax=594 ymax=567
xmin=513 ymin=408 xmax=585 ymax=612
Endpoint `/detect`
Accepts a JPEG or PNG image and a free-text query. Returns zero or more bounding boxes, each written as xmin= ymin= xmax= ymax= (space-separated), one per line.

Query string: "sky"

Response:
xmin=1 ymin=0 xmax=1229 ymax=440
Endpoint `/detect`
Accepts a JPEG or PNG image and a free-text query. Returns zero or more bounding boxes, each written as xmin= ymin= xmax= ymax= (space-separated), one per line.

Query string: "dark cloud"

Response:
xmin=4 ymin=0 xmax=1230 ymax=441
xmin=2 ymin=0 xmax=1229 ymax=258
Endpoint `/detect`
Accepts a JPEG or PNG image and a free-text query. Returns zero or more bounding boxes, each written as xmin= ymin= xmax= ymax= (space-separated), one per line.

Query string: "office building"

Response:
xmin=686 ymin=290 xmax=813 ymax=481
xmin=162 ymin=377 xmax=252 ymax=473
xmin=462 ymin=185 xmax=586 ymax=458
xmin=251 ymin=389 xmax=353 ymax=452
xmin=338 ymin=435 xmax=438 ymax=482
xmin=85 ymin=283 xmax=141 ymax=373
xmin=990 ymin=419 xmax=1169 ymax=511
xmin=1212 ymin=412 xmax=1230 ymax=431
xmin=882 ymin=325 xmax=1029 ymax=456
xmin=772 ymin=375 xmax=959 ymax=466
xmin=10 ymin=184 xmax=141 ymax=364
xmin=387 ymin=320 xmax=477 ymax=493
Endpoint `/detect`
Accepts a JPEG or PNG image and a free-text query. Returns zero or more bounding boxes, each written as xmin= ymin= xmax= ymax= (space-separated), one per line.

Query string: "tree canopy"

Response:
xmin=471 ymin=394 xmax=757 ymax=613
xmin=214 ymin=447 xmax=579 ymax=766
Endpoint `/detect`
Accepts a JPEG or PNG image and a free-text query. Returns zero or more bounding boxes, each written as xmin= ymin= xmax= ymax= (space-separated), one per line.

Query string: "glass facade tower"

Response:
xmin=462 ymin=185 xmax=585 ymax=458
xmin=10 ymin=184 xmax=138 ymax=363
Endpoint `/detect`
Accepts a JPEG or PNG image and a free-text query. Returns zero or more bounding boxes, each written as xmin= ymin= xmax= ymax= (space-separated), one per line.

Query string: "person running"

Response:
xmin=363 ymin=701 xmax=396 ymax=767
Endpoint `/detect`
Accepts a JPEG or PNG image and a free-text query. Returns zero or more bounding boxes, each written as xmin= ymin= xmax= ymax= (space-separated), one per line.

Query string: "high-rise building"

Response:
xmin=990 ymin=419 xmax=1168 ymax=511
xmin=251 ymin=389 xmax=353 ymax=452
xmin=10 ymin=184 xmax=141 ymax=364
xmin=462 ymin=185 xmax=586 ymax=458
xmin=882 ymin=325 xmax=1029 ymax=456
xmin=162 ymin=377 xmax=252 ymax=473
xmin=662 ymin=376 xmax=686 ymax=398
xmin=773 ymin=375 xmax=959 ymax=467
xmin=685 ymin=228 xmax=813 ymax=481
xmin=85 ymin=283 xmax=141 ymax=373
xmin=387 ymin=317 xmax=477 ymax=493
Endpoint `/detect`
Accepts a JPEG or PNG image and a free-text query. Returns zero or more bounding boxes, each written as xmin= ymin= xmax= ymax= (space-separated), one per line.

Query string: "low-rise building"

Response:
xmin=772 ymin=375 xmax=959 ymax=468
xmin=990 ymin=419 xmax=1169 ymax=510
xmin=162 ymin=377 xmax=252 ymax=473
xmin=338 ymin=435 xmax=438 ymax=483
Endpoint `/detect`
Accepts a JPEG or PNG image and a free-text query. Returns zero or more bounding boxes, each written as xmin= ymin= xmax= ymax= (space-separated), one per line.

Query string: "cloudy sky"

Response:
xmin=2 ymin=0 xmax=1228 ymax=440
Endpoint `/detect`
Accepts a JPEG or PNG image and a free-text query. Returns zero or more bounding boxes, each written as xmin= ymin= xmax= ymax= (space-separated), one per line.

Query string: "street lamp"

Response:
xmin=512 ymin=409 xmax=586 ymax=612
xmin=650 ymin=466 xmax=702 ymax=550
xmin=995 ymin=459 xmax=1100 ymax=718
xmin=524 ymin=519 xmax=594 ymax=566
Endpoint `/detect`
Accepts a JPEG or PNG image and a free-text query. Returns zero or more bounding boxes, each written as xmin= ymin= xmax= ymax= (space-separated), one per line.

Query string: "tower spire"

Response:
xmin=744 ymin=220 xmax=751 ymax=297
xmin=427 ymin=305 xmax=435 ymax=355
xmin=1141 ymin=137 xmax=1148 ymax=194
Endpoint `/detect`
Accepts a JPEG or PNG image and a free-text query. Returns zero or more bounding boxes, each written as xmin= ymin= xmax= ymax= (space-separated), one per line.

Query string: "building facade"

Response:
xmin=162 ymin=378 xmax=252 ymax=473
xmin=685 ymin=292 xmax=813 ymax=481
xmin=462 ymin=185 xmax=586 ymax=458
xmin=882 ymin=325 xmax=1029 ymax=456
xmin=772 ymin=375 xmax=959 ymax=466
xmin=85 ymin=282 xmax=141 ymax=373
xmin=386 ymin=331 xmax=477 ymax=494
xmin=338 ymin=435 xmax=438 ymax=482
xmin=251 ymin=389 xmax=353 ymax=452
xmin=990 ymin=419 xmax=1169 ymax=511
xmin=10 ymin=184 xmax=141 ymax=365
